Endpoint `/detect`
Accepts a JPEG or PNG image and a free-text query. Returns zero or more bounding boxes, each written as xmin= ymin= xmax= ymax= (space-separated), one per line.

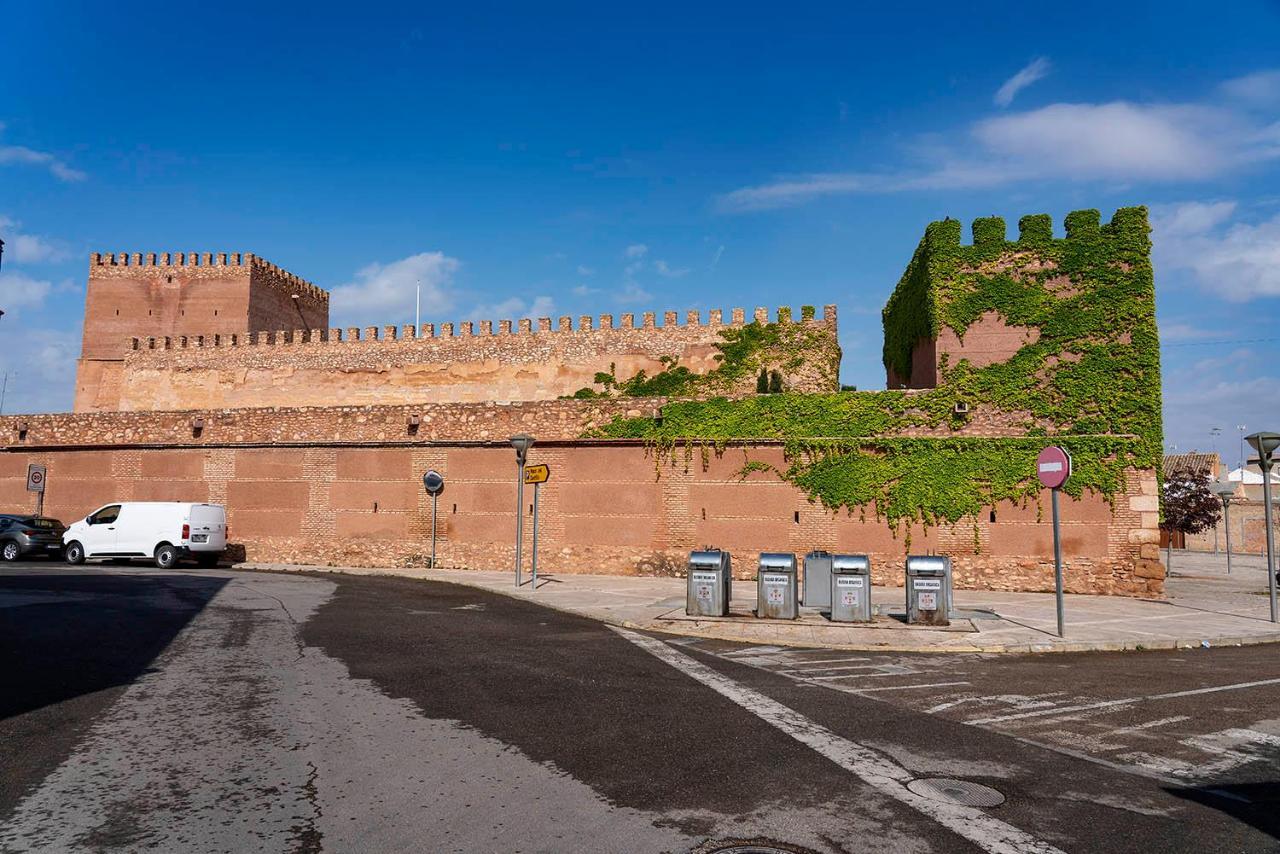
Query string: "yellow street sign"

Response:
xmin=523 ymin=463 xmax=550 ymax=485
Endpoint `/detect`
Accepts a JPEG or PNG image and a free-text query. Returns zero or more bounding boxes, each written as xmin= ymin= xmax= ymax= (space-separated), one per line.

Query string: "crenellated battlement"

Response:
xmin=921 ymin=206 xmax=1149 ymax=253
xmin=124 ymin=303 xmax=837 ymax=351
xmin=89 ymin=251 xmax=328 ymax=303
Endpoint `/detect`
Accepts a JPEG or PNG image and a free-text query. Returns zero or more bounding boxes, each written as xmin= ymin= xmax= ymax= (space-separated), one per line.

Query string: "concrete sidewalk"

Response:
xmin=240 ymin=550 xmax=1280 ymax=654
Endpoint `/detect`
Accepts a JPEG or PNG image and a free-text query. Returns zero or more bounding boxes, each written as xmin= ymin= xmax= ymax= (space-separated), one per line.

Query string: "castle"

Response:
xmin=0 ymin=207 xmax=1165 ymax=596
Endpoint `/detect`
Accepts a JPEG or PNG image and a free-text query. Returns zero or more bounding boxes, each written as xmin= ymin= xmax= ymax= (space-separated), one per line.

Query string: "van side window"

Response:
xmin=89 ymin=505 xmax=121 ymax=525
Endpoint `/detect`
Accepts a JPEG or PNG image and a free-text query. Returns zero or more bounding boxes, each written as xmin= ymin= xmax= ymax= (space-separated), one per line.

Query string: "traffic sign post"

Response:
xmin=423 ymin=470 xmax=445 ymax=568
xmin=1037 ymin=446 xmax=1072 ymax=638
xmin=509 ymin=435 xmax=535 ymax=587
xmin=523 ymin=465 xmax=552 ymax=589
xmin=26 ymin=464 xmax=46 ymax=518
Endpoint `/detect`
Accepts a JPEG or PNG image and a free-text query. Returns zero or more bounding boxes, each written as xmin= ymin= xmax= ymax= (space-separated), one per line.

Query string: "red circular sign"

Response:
xmin=1037 ymin=446 xmax=1071 ymax=489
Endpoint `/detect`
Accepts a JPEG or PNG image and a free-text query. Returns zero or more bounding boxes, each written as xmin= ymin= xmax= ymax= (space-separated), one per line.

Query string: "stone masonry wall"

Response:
xmin=0 ymin=440 xmax=1161 ymax=597
xmin=105 ymin=305 xmax=839 ymax=412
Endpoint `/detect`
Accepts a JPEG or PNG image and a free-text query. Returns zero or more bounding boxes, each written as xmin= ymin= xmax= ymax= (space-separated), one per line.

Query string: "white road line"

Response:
xmin=779 ymin=657 xmax=874 ymax=666
xmin=612 ymin=628 xmax=1065 ymax=854
xmin=798 ymin=671 xmax=923 ymax=681
xmin=966 ymin=678 xmax=1280 ymax=725
xmin=851 ymin=681 xmax=972 ymax=693
xmin=779 ymin=663 xmax=888 ymax=674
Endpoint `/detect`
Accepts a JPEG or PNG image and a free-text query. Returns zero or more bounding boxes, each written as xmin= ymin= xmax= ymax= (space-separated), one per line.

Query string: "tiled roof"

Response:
xmin=1162 ymin=452 xmax=1220 ymax=479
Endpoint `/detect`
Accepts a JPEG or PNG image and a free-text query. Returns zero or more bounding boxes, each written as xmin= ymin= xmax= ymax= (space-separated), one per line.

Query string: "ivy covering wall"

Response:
xmin=588 ymin=207 xmax=1163 ymax=542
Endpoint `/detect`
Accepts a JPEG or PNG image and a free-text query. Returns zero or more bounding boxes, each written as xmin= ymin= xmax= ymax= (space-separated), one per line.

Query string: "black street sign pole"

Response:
xmin=422 ymin=470 xmax=445 ymax=570
xmin=1051 ymin=486 xmax=1064 ymax=638
xmin=431 ymin=492 xmax=438 ymax=568
xmin=531 ymin=482 xmax=540 ymax=589
xmin=1037 ymin=446 xmax=1072 ymax=639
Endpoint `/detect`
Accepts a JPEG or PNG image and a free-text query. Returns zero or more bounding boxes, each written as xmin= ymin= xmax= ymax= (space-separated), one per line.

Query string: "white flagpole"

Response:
xmin=415 ymin=280 xmax=421 ymax=330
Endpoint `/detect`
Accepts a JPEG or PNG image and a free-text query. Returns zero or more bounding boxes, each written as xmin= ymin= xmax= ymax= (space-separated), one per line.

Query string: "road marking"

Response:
xmin=613 ymin=628 xmax=1064 ymax=854
xmin=779 ymin=663 xmax=888 ymax=674
xmin=779 ymin=656 xmax=874 ymax=666
xmin=850 ymin=681 xmax=972 ymax=693
xmin=966 ymin=678 xmax=1280 ymax=725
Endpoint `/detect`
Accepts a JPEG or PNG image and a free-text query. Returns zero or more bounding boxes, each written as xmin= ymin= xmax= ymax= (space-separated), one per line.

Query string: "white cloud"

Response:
xmin=718 ymin=70 xmax=1280 ymax=212
xmin=466 ymin=295 xmax=555 ymax=322
xmin=1221 ymin=69 xmax=1280 ymax=105
xmin=654 ymin=260 xmax=690 ymax=278
xmin=1162 ymin=349 xmax=1279 ymax=459
xmin=0 ymin=327 xmax=79 ymax=414
xmin=0 ymin=216 xmax=70 ymax=264
xmin=576 ymin=265 xmax=595 ymax=276
xmin=0 ymin=270 xmax=54 ymax=309
xmin=572 ymin=284 xmax=599 ymax=296
xmin=616 ymin=283 xmax=652 ymax=304
xmin=624 ymin=244 xmax=648 ymax=259
xmin=1152 ymin=201 xmax=1280 ymax=301
xmin=0 ymin=127 xmax=85 ymax=183
xmin=709 ymin=245 xmax=725 ymax=269
xmin=330 ymin=251 xmax=461 ymax=326
xmin=994 ymin=57 xmax=1051 ymax=108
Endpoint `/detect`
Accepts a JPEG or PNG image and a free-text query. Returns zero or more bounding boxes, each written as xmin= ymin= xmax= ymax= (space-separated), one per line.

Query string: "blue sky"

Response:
xmin=1 ymin=1 xmax=1277 ymax=465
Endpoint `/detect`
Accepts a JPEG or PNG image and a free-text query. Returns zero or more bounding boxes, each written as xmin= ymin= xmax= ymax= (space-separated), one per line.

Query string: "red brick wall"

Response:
xmin=0 ymin=441 xmax=1161 ymax=597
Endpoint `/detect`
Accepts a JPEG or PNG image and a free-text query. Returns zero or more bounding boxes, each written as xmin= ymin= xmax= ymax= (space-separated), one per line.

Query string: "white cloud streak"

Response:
xmin=1152 ymin=200 xmax=1280 ymax=301
xmin=330 ymin=251 xmax=461 ymax=326
xmin=0 ymin=216 xmax=70 ymax=264
xmin=0 ymin=125 xmax=85 ymax=183
xmin=994 ymin=57 xmax=1051 ymax=108
xmin=718 ymin=71 xmax=1280 ymax=212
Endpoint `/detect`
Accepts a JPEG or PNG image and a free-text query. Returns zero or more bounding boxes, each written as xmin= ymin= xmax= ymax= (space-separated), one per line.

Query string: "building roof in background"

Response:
xmin=1228 ymin=466 xmax=1280 ymax=485
xmin=1163 ymin=452 xmax=1220 ymax=479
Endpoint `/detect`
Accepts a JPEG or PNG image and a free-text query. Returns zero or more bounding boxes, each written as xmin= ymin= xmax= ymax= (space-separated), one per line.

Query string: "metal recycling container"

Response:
xmin=802 ymin=550 xmax=834 ymax=609
xmin=829 ymin=554 xmax=872 ymax=623
xmin=686 ymin=548 xmax=732 ymax=617
xmin=905 ymin=555 xmax=952 ymax=626
xmin=756 ymin=552 xmax=799 ymax=620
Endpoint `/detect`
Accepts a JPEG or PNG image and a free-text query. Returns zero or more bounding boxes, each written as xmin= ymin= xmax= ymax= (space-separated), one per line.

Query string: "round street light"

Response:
xmin=509 ymin=433 xmax=535 ymax=467
xmin=1245 ymin=431 xmax=1280 ymax=622
xmin=1210 ymin=479 xmax=1238 ymax=575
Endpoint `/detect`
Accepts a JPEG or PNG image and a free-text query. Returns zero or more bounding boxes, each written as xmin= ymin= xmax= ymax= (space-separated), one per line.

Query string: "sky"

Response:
xmin=0 ymin=1 xmax=1277 ymax=466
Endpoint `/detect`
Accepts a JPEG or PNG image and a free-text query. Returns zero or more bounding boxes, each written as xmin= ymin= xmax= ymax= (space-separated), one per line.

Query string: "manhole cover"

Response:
xmin=691 ymin=840 xmax=820 ymax=854
xmin=906 ymin=777 xmax=1006 ymax=807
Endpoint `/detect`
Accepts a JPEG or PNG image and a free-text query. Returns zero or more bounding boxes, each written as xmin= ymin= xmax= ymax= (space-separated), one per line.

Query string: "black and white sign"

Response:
xmin=26 ymin=464 xmax=46 ymax=493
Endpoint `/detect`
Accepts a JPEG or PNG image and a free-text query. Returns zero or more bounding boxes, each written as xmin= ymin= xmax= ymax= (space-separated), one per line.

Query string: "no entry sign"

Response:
xmin=1037 ymin=446 xmax=1071 ymax=489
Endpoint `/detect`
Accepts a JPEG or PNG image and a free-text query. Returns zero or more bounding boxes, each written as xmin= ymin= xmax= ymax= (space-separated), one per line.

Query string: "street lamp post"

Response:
xmin=1211 ymin=480 xmax=1237 ymax=575
xmin=1245 ymin=432 xmax=1279 ymax=623
xmin=509 ymin=434 xmax=535 ymax=587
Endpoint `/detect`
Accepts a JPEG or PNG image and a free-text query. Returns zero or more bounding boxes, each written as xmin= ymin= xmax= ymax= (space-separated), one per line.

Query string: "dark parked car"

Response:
xmin=0 ymin=515 xmax=68 ymax=561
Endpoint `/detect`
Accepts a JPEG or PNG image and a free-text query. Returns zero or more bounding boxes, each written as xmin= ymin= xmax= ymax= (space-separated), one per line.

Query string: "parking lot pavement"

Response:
xmin=2 ymin=563 xmax=1278 ymax=853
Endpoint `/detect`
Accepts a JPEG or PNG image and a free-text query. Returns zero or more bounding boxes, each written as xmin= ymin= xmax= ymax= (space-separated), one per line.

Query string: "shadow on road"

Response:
xmin=0 ymin=572 xmax=229 ymax=720
xmin=1166 ymin=782 xmax=1280 ymax=841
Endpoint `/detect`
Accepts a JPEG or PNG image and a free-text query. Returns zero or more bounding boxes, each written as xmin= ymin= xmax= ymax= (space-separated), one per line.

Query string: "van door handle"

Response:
xmin=107 ymin=526 xmax=115 ymax=530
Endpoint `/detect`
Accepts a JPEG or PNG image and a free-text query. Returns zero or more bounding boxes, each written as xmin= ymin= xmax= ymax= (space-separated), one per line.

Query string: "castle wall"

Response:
xmin=101 ymin=306 xmax=839 ymax=412
xmin=0 ymin=436 xmax=1161 ymax=597
xmin=0 ymin=403 xmax=1163 ymax=596
xmin=75 ymin=253 xmax=329 ymax=412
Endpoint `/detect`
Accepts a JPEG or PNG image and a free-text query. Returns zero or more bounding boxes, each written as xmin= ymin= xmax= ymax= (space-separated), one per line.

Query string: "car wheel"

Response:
xmin=65 ymin=541 xmax=86 ymax=565
xmin=154 ymin=543 xmax=178 ymax=569
xmin=1 ymin=541 xmax=20 ymax=562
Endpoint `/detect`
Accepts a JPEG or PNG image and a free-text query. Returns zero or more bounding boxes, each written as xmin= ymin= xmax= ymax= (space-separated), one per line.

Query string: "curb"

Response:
xmin=233 ymin=562 xmax=1280 ymax=656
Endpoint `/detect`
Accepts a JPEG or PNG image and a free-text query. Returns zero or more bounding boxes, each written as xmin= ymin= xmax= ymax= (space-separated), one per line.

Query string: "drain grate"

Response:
xmin=690 ymin=840 xmax=820 ymax=854
xmin=906 ymin=777 xmax=1006 ymax=807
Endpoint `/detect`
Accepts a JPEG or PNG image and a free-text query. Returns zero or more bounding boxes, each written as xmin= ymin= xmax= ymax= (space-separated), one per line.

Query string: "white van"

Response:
xmin=63 ymin=502 xmax=228 ymax=569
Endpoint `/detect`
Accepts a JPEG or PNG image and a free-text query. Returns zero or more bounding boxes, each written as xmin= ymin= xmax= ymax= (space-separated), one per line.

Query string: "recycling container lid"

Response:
xmin=906 ymin=555 xmax=950 ymax=574
xmin=758 ymin=552 xmax=798 ymax=570
xmin=831 ymin=554 xmax=871 ymax=572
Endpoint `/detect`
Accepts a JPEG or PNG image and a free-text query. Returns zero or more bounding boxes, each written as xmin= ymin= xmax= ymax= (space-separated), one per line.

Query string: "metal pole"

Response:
xmin=415 ymin=281 xmax=421 ymax=331
xmin=35 ymin=488 xmax=44 ymax=518
xmin=1052 ymin=486 xmax=1065 ymax=638
xmin=1223 ymin=498 xmax=1233 ymax=575
xmin=1262 ymin=461 xmax=1277 ymax=623
xmin=0 ymin=371 xmax=8 ymax=416
xmin=515 ymin=462 xmax=525 ymax=587
xmin=531 ymin=482 xmax=540 ymax=589
xmin=430 ymin=492 xmax=438 ymax=568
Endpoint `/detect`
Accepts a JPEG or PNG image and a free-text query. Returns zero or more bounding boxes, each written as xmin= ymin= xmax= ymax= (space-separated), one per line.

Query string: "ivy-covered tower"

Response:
xmin=881 ymin=206 xmax=1163 ymax=470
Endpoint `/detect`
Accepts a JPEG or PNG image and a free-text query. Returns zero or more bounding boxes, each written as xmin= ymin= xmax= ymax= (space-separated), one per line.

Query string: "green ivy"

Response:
xmin=588 ymin=207 xmax=1163 ymax=544
xmin=567 ymin=317 xmax=839 ymax=398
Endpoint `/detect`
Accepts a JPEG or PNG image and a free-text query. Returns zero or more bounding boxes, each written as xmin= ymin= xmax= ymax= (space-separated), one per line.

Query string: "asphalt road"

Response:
xmin=1 ymin=562 xmax=1278 ymax=853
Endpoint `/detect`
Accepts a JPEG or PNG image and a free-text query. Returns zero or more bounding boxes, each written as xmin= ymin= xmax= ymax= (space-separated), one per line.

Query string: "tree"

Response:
xmin=1160 ymin=466 xmax=1222 ymax=574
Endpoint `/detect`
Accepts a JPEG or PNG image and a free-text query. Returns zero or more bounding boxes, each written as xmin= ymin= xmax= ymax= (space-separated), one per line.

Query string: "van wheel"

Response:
xmin=1 ymin=541 xmax=20 ymax=562
xmin=65 ymin=541 xmax=86 ymax=565
xmin=154 ymin=544 xmax=179 ymax=569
